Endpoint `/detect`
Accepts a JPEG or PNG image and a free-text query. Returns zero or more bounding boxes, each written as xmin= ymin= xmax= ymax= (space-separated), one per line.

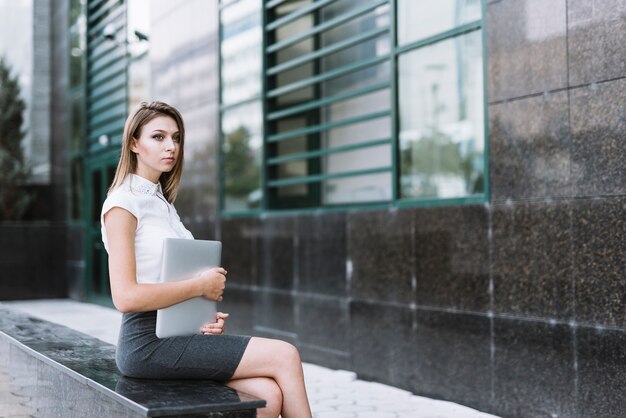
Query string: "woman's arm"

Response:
xmin=104 ymin=207 xmax=226 ymax=313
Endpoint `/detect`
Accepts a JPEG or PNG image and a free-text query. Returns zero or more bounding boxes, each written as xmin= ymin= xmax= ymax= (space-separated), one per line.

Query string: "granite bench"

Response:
xmin=0 ymin=307 xmax=265 ymax=417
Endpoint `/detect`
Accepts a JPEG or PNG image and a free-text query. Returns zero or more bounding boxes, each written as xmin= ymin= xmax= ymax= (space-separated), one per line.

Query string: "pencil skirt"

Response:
xmin=116 ymin=311 xmax=251 ymax=382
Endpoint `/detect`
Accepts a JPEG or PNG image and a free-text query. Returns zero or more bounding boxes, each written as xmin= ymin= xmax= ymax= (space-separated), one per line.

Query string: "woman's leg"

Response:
xmin=226 ymin=377 xmax=282 ymax=418
xmin=230 ymin=337 xmax=312 ymax=418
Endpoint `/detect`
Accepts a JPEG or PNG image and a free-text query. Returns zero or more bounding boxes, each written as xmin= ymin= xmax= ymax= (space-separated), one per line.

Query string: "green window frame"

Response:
xmin=219 ymin=0 xmax=488 ymax=215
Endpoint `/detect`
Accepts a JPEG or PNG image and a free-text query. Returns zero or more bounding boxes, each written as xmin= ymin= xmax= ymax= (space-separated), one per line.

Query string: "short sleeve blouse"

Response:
xmin=101 ymin=174 xmax=193 ymax=284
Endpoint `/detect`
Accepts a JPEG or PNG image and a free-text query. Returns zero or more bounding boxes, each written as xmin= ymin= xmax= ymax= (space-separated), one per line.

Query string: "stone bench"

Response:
xmin=0 ymin=307 xmax=265 ymax=417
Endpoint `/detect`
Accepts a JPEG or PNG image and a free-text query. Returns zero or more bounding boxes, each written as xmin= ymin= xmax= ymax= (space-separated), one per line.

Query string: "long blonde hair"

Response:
xmin=108 ymin=101 xmax=185 ymax=203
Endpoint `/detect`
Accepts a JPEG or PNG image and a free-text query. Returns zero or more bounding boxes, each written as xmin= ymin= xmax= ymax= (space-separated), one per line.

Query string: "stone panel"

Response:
xmin=492 ymin=201 xmax=574 ymax=320
xmin=489 ymin=91 xmax=571 ymax=201
xmin=493 ymin=318 xmax=576 ymax=418
xmin=572 ymin=197 xmax=626 ymax=328
xmin=487 ymin=0 xmax=567 ymax=101
xmin=348 ymin=209 xmax=415 ymax=305
xmin=414 ymin=205 xmax=489 ymax=312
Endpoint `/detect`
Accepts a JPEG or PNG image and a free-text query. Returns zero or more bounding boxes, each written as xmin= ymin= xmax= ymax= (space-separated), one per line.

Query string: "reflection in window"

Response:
xmin=397 ymin=0 xmax=481 ymax=45
xmin=398 ymin=30 xmax=484 ymax=199
xmin=222 ymin=102 xmax=263 ymax=211
xmin=127 ymin=0 xmax=151 ymax=108
xmin=221 ymin=0 xmax=262 ymax=106
xmin=220 ymin=0 xmax=263 ymax=212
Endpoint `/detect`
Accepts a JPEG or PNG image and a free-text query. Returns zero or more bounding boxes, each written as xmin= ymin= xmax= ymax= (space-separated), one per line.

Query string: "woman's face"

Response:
xmin=131 ymin=115 xmax=181 ymax=183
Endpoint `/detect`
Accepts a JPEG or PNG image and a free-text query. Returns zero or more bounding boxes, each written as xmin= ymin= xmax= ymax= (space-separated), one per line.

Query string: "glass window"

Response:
xmin=264 ymin=0 xmax=392 ymax=209
xmin=222 ymin=101 xmax=263 ymax=211
xmin=127 ymin=0 xmax=151 ymax=109
xmin=398 ymin=30 xmax=484 ymax=199
xmin=220 ymin=0 xmax=264 ymax=212
xmin=397 ymin=0 xmax=481 ymax=45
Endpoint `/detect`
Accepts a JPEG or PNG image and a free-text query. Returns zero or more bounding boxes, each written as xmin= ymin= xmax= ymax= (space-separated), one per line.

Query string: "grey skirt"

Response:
xmin=116 ymin=311 xmax=250 ymax=382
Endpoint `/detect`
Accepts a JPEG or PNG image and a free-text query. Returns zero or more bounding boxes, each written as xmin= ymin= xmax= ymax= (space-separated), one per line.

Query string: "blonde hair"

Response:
xmin=108 ymin=101 xmax=185 ymax=203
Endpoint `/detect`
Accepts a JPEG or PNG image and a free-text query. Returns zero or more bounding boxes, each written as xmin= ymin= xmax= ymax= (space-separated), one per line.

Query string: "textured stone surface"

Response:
xmin=570 ymin=78 xmax=626 ymax=197
xmin=487 ymin=0 xmax=567 ymax=101
xmin=492 ymin=201 xmax=574 ymax=320
xmin=489 ymin=91 xmax=571 ymax=201
xmin=410 ymin=310 xmax=492 ymax=413
xmin=259 ymin=216 xmax=296 ymax=290
xmin=297 ymin=212 xmax=348 ymax=296
xmin=572 ymin=197 xmax=626 ymax=328
xmin=414 ymin=205 xmax=489 ymax=312
xmin=567 ymin=0 xmax=626 ymax=85
xmin=220 ymin=217 xmax=259 ymax=287
xmin=577 ymin=326 xmax=626 ymax=418
xmin=493 ymin=318 xmax=576 ymax=418
xmin=347 ymin=209 xmax=415 ymax=304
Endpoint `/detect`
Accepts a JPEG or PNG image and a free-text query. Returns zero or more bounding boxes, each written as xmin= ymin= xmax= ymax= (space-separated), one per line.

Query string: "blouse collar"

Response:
xmin=128 ymin=174 xmax=163 ymax=196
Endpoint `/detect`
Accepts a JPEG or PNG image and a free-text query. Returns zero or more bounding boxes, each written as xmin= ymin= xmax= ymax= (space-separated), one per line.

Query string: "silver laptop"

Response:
xmin=155 ymin=238 xmax=221 ymax=338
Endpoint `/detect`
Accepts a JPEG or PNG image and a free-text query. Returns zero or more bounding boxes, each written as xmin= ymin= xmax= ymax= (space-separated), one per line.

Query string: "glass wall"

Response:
xmin=68 ymin=0 xmax=86 ymax=220
xmin=397 ymin=0 xmax=485 ymax=200
xmin=220 ymin=0 xmax=263 ymax=211
xmin=264 ymin=0 xmax=393 ymax=209
xmin=219 ymin=0 xmax=486 ymax=213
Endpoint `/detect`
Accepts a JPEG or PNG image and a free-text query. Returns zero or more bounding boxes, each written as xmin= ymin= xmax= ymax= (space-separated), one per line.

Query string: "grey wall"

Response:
xmin=219 ymin=1 xmax=625 ymax=417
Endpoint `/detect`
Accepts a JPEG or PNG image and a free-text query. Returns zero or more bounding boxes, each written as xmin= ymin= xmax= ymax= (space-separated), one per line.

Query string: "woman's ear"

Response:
xmin=130 ymin=138 xmax=139 ymax=153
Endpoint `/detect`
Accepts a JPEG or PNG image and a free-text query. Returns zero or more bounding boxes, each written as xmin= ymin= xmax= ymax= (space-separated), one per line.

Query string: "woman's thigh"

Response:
xmin=230 ymin=336 xmax=299 ymax=379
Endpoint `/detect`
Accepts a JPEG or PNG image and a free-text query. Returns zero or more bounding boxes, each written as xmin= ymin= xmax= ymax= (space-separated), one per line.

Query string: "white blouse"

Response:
xmin=101 ymin=174 xmax=194 ymax=284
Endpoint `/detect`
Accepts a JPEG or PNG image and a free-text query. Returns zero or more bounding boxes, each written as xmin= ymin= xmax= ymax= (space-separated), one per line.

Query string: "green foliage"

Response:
xmin=0 ymin=56 xmax=33 ymax=220
xmin=223 ymin=126 xmax=260 ymax=199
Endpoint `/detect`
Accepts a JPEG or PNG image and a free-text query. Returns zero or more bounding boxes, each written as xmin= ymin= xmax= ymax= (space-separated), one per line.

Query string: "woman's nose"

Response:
xmin=164 ymin=137 xmax=176 ymax=151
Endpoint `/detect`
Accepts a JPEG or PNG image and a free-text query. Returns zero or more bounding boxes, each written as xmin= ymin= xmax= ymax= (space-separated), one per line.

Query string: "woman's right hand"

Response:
xmin=195 ymin=267 xmax=227 ymax=301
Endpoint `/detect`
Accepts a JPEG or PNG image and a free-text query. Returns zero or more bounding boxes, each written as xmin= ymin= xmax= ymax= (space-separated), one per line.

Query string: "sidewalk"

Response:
xmin=0 ymin=299 xmax=500 ymax=418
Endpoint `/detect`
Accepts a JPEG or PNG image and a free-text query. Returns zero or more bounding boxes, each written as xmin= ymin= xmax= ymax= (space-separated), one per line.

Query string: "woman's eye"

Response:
xmin=173 ymin=136 xmax=181 ymax=143
xmin=153 ymin=134 xmax=164 ymax=141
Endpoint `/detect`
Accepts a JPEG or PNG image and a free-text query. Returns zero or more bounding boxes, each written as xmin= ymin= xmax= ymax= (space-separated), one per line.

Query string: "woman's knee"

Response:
xmin=262 ymin=378 xmax=283 ymax=411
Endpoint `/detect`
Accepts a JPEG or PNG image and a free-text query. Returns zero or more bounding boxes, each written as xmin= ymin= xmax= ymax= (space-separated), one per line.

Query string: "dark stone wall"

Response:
xmin=219 ymin=1 xmax=626 ymax=417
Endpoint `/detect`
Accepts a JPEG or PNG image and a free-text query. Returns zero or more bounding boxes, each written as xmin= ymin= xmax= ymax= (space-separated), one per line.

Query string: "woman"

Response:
xmin=101 ymin=101 xmax=312 ymax=418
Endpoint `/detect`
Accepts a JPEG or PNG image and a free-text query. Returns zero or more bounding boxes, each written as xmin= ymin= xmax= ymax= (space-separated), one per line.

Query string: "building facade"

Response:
xmin=1 ymin=1 xmax=624 ymax=417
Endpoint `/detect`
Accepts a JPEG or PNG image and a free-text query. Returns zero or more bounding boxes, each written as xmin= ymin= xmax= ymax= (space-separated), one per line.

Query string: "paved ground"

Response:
xmin=0 ymin=299 xmax=500 ymax=418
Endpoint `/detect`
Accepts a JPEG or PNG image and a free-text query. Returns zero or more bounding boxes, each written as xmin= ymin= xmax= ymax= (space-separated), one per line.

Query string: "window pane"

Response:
xmin=324 ymin=172 xmax=392 ymax=204
xmin=221 ymin=0 xmax=262 ymax=106
xmin=399 ymin=30 xmax=484 ymax=199
xmin=127 ymin=0 xmax=151 ymax=109
xmin=397 ymin=0 xmax=481 ymax=45
xmin=222 ymin=101 xmax=263 ymax=211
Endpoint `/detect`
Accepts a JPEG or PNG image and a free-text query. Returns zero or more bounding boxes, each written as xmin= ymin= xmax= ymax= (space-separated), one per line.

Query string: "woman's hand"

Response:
xmin=201 ymin=312 xmax=230 ymax=335
xmin=195 ymin=267 xmax=227 ymax=301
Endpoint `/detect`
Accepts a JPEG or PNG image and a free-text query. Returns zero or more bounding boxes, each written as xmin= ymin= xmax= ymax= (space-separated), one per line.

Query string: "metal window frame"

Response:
xmin=220 ymin=0 xmax=488 ymax=216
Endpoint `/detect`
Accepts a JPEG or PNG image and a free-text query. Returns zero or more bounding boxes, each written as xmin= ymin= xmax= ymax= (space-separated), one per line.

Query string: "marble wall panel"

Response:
xmin=220 ymin=217 xmax=259 ymax=287
xmin=577 ymin=326 xmax=626 ymax=417
xmin=349 ymin=301 xmax=414 ymax=389
xmin=258 ymin=216 xmax=296 ymax=290
xmin=572 ymin=197 xmax=626 ymax=328
xmin=297 ymin=212 xmax=348 ymax=296
xmin=347 ymin=209 xmax=415 ymax=305
xmin=568 ymin=0 xmax=626 ymax=85
xmin=219 ymin=287 xmax=255 ymax=336
xmin=493 ymin=318 xmax=576 ymax=418
xmin=410 ymin=310 xmax=492 ymax=412
xmin=252 ymin=290 xmax=296 ymax=339
xmin=487 ymin=0 xmax=567 ymax=101
xmin=297 ymin=295 xmax=350 ymax=354
xmin=492 ymin=201 xmax=574 ymax=320
xmin=569 ymin=78 xmax=626 ymax=197
xmin=414 ymin=206 xmax=489 ymax=312
xmin=489 ymin=91 xmax=571 ymax=202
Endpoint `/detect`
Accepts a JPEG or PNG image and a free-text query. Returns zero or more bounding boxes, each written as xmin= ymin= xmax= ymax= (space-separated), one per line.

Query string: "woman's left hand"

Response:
xmin=201 ymin=312 xmax=230 ymax=335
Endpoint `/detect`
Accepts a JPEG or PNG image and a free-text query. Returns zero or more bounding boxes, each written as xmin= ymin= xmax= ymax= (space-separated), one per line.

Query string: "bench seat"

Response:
xmin=0 ymin=307 xmax=265 ymax=417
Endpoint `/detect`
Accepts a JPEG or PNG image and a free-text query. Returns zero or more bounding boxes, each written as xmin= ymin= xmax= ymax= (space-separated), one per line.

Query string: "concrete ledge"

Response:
xmin=0 ymin=307 xmax=264 ymax=417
